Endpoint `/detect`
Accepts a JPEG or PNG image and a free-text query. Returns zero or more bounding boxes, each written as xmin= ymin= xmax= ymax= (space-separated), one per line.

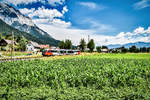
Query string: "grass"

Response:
xmin=0 ymin=53 xmax=150 ymax=99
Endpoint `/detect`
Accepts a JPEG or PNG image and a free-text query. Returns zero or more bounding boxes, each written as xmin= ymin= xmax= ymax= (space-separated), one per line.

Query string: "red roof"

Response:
xmin=40 ymin=45 xmax=50 ymax=48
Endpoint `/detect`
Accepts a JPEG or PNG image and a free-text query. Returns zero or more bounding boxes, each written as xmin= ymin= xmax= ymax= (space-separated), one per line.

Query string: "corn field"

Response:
xmin=0 ymin=54 xmax=150 ymax=99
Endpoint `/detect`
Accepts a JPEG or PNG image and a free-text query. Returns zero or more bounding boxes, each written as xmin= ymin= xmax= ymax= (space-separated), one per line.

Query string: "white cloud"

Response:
xmin=146 ymin=27 xmax=150 ymax=33
xmin=37 ymin=24 xmax=109 ymax=46
xmin=116 ymin=32 xmax=125 ymax=38
xmin=19 ymin=6 xmax=71 ymax=28
xmin=29 ymin=6 xmax=63 ymax=19
xmin=51 ymin=19 xmax=71 ymax=28
xmin=81 ymin=18 xmax=116 ymax=33
xmin=79 ymin=2 xmax=97 ymax=9
xmin=62 ymin=6 xmax=68 ymax=14
xmin=111 ymin=27 xmax=150 ymax=45
xmin=33 ymin=18 xmax=49 ymax=24
xmin=79 ymin=2 xmax=106 ymax=10
xmin=134 ymin=0 xmax=150 ymax=9
xmin=19 ymin=8 xmax=35 ymax=15
xmin=126 ymin=32 xmax=132 ymax=37
xmin=133 ymin=26 xmax=146 ymax=34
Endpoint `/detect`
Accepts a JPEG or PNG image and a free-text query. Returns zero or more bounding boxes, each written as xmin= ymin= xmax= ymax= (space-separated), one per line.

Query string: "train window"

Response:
xmin=60 ymin=51 xmax=64 ymax=53
xmin=74 ymin=50 xmax=79 ymax=52
xmin=51 ymin=50 xmax=58 ymax=52
xmin=48 ymin=50 xmax=51 ymax=53
xmin=68 ymin=51 xmax=73 ymax=53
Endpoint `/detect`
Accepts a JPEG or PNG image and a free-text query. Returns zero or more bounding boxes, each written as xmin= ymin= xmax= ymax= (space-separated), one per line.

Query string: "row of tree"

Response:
xmin=59 ymin=39 xmax=95 ymax=52
xmin=59 ymin=40 xmax=72 ymax=49
xmin=117 ymin=46 xmax=150 ymax=53
xmin=97 ymin=46 xmax=150 ymax=53
xmin=59 ymin=38 xmax=150 ymax=53
xmin=79 ymin=39 xmax=95 ymax=52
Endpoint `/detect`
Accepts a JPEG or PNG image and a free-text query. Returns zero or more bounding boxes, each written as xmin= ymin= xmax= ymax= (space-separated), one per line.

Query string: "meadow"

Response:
xmin=0 ymin=53 xmax=150 ymax=99
xmin=0 ymin=51 xmax=40 ymax=57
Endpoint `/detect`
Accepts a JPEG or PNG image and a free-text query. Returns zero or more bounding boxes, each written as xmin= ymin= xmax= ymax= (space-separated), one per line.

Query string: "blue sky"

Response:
xmin=1 ymin=0 xmax=150 ymax=45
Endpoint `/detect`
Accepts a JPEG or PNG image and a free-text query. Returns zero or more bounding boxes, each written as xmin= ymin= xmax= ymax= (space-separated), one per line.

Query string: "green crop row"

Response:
xmin=0 ymin=54 xmax=150 ymax=99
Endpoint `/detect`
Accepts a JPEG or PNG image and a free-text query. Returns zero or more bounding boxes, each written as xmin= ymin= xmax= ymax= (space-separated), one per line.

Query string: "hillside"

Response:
xmin=0 ymin=19 xmax=60 ymax=45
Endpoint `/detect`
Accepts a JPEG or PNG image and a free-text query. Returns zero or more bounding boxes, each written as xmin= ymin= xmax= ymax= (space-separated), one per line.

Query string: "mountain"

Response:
xmin=108 ymin=42 xmax=150 ymax=49
xmin=0 ymin=3 xmax=60 ymax=46
xmin=107 ymin=44 xmax=122 ymax=49
xmin=124 ymin=42 xmax=150 ymax=48
xmin=0 ymin=19 xmax=44 ymax=44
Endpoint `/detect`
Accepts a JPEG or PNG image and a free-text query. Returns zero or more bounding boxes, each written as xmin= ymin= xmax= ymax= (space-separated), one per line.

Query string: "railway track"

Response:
xmin=0 ymin=54 xmax=82 ymax=63
xmin=0 ymin=56 xmax=44 ymax=63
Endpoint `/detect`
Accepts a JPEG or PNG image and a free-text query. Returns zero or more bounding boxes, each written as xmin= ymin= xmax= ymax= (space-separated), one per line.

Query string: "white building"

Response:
xmin=26 ymin=41 xmax=40 ymax=52
xmin=101 ymin=48 xmax=108 ymax=53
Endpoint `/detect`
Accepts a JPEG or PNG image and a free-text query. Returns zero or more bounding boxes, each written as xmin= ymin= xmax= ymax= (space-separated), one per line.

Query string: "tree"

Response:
xmin=140 ymin=47 xmax=147 ymax=53
xmin=5 ymin=34 xmax=12 ymax=40
xmin=64 ymin=39 xmax=72 ymax=49
xmin=87 ymin=39 xmax=95 ymax=52
xmin=18 ymin=36 xmax=27 ymax=51
xmin=102 ymin=46 xmax=108 ymax=49
xmin=59 ymin=40 xmax=72 ymax=49
xmin=129 ymin=45 xmax=139 ymax=53
xmin=121 ymin=46 xmax=128 ymax=53
xmin=96 ymin=46 xmax=101 ymax=53
xmin=59 ymin=41 xmax=65 ymax=49
xmin=16 ymin=36 xmax=22 ymax=43
xmin=147 ymin=47 xmax=150 ymax=52
xmin=79 ymin=38 xmax=86 ymax=52
xmin=0 ymin=33 xmax=2 ymax=40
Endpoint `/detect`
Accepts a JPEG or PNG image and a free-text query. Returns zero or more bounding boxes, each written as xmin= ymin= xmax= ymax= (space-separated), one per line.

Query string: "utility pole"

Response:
xmin=88 ymin=35 xmax=90 ymax=43
xmin=11 ymin=31 xmax=14 ymax=61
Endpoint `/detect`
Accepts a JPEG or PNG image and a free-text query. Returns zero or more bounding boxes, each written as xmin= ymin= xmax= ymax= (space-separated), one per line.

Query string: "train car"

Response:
xmin=61 ymin=50 xmax=80 ymax=55
xmin=42 ymin=49 xmax=60 ymax=56
xmin=59 ymin=49 xmax=66 ymax=55
xmin=65 ymin=50 xmax=74 ymax=55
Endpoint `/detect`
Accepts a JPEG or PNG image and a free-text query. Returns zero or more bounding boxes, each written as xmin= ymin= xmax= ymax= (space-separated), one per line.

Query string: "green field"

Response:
xmin=0 ymin=53 xmax=150 ymax=99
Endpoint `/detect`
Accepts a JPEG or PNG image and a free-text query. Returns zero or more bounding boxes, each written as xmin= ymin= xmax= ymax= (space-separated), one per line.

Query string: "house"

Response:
xmin=0 ymin=39 xmax=17 ymax=46
xmin=0 ymin=39 xmax=17 ymax=51
xmin=109 ymin=48 xmax=122 ymax=53
xmin=101 ymin=48 xmax=108 ymax=53
xmin=26 ymin=41 xmax=40 ymax=52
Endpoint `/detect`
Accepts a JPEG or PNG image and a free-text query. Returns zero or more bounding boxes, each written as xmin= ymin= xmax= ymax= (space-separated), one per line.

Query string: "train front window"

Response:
xmin=42 ymin=50 xmax=47 ymax=54
xmin=48 ymin=50 xmax=51 ymax=53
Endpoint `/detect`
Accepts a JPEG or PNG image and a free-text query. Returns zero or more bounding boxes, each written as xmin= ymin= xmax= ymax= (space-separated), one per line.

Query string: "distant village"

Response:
xmin=0 ymin=38 xmax=110 ymax=53
xmin=0 ymin=38 xmax=150 ymax=55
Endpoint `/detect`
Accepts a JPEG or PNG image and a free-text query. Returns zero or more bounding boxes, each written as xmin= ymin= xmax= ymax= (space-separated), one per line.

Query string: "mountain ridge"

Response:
xmin=108 ymin=42 xmax=150 ymax=49
xmin=0 ymin=2 xmax=60 ymax=46
xmin=0 ymin=19 xmax=45 ymax=44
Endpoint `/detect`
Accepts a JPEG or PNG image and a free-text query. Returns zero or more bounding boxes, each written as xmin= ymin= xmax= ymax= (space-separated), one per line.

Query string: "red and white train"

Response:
xmin=42 ymin=49 xmax=80 ymax=56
